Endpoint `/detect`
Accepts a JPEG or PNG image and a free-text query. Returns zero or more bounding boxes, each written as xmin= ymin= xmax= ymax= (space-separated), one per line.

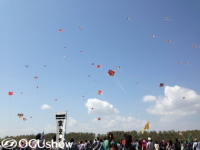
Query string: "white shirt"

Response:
xmin=193 ymin=142 xmax=200 ymax=150
xmin=147 ymin=142 xmax=154 ymax=150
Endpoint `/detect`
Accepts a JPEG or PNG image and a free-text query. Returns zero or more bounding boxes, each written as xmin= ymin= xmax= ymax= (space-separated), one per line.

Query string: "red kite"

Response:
xmin=8 ymin=92 xmax=14 ymax=95
xmin=108 ymin=69 xmax=116 ymax=76
xmin=97 ymin=90 xmax=103 ymax=95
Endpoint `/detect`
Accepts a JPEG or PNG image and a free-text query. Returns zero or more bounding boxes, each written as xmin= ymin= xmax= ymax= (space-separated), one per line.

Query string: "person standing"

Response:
xmin=193 ymin=139 xmax=200 ymax=150
xmin=146 ymin=138 xmax=154 ymax=150
xmin=174 ymin=139 xmax=181 ymax=150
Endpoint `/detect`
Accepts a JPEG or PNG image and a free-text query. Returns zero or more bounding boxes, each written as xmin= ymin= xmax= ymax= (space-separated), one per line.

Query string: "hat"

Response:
xmin=148 ymin=137 xmax=151 ymax=141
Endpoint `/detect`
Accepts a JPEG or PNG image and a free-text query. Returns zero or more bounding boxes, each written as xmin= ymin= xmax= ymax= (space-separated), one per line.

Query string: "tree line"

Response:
xmin=1 ymin=130 xmax=199 ymax=143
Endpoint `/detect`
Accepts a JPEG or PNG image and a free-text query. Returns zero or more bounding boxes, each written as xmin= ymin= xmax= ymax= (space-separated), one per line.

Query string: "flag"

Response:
xmin=141 ymin=129 xmax=145 ymax=134
xmin=144 ymin=122 xmax=149 ymax=129
xmin=187 ymin=134 xmax=191 ymax=143
xmin=40 ymin=131 xmax=44 ymax=140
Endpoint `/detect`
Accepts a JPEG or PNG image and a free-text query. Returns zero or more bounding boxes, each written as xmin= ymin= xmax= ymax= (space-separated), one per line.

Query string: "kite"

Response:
xmin=97 ymin=65 xmax=101 ymax=68
xmin=108 ymin=69 xmax=116 ymax=76
xmin=127 ymin=17 xmax=131 ymax=19
xmin=164 ymin=17 xmax=168 ymax=20
xmin=166 ymin=40 xmax=171 ymax=42
xmin=136 ymin=82 xmax=139 ymax=84
xmin=192 ymin=44 xmax=196 ymax=48
xmin=64 ymin=47 xmax=66 ymax=49
xmin=91 ymin=108 xmax=94 ymax=109
xmin=92 ymin=63 xmax=94 ymax=65
xmin=97 ymin=90 xmax=103 ymax=95
xmin=44 ymin=65 xmax=46 ymax=67
xmin=55 ymin=99 xmax=58 ymax=101
xmin=20 ymin=92 xmax=23 ymax=94
xmin=34 ymin=76 xmax=38 ymax=79
xmin=178 ymin=62 xmax=181 ymax=64
xmin=36 ymin=86 xmax=39 ymax=89
xmin=152 ymin=34 xmax=155 ymax=37
xmin=116 ymin=66 xmax=120 ymax=69
xmin=8 ymin=92 xmax=14 ymax=95
xmin=98 ymin=117 xmax=101 ymax=120
xmin=25 ymin=65 xmax=29 ymax=67
xmin=179 ymin=133 xmax=183 ymax=136
xmin=186 ymin=62 xmax=189 ymax=64
xmin=80 ymin=51 xmax=82 ymax=52
xmin=159 ymin=83 xmax=164 ymax=87
xmin=30 ymin=116 xmax=32 ymax=118
xmin=78 ymin=27 xmax=82 ymax=30
xmin=183 ymin=97 xmax=185 ymax=99
xmin=88 ymin=75 xmax=90 ymax=77
xmin=63 ymin=55 xmax=66 ymax=57
xmin=58 ymin=29 xmax=63 ymax=32
xmin=17 ymin=113 xmax=23 ymax=118
xmin=23 ymin=118 xmax=27 ymax=121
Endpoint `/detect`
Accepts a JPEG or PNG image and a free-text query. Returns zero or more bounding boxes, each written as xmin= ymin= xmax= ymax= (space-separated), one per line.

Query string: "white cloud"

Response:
xmin=142 ymin=95 xmax=157 ymax=102
xmin=68 ymin=117 xmax=78 ymax=127
xmin=85 ymin=98 xmax=119 ymax=115
xmin=41 ymin=104 xmax=51 ymax=109
xmin=143 ymin=85 xmax=200 ymax=118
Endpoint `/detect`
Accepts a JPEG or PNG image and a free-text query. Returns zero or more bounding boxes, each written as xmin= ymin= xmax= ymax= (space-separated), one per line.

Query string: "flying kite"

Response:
xmin=20 ymin=92 xmax=23 ymax=94
xmin=44 ymin=65 xmax=46 ymax=67
xmin=183 ymin=97 xmax=185 ymax=99
xmin=63 ymin=55 xmax=66 ymax=57
xmin=178 ymin=62 xmax=181 ymax=64
xmin=34 ymin=76 xmax=38 ymax=79
xmin=166 ymin=40 xmax=171 ymax=42
xmin=116 ymin=66 xmax=120 ymax=69
xmin=17 ymin=113 xmax=23 ymax=118
xmin=64 ymin=47 xmax=66 ymax=49
xmin=80 ymin=51 xmax=82 ymax=52
xmin=8 ymin=92 xmax=14 ymax=95
xmin=97 ymin=65 xmax=101 ymax=68
xmin=192 ymin=44 xmax=196 ymax=48
xmin=164 ymin=17 xmax=168 ymax=20
xmin=108 ymin=69 xmax=116 ymax=76
xmin=98 ymin=117 xmax=101 ymax=120
xmin=97 ymin=90 xmax=103 ymax=95
xmin=58 ymin=29 xmax=63 ymax=32
xmin=91 ymin=108 xmax=94 ymax=110
xmin=127 ymin=17 xmax=131 ymax=19
xmin=36 ymin=86 xmax=39 ymax=89
xmin=23 ymin=118 xmax=27 ymax=121
xmin=152 ymin=34 xmax=155 ymax=37
xmin=92 ymin=63 xmax=94 ymax=65
xmin=88 ymin=75 xmax=90 ymax=77
xmin=159 ymin=83 xmax=164 ymax=87
xmin=25 ymin=65 xmax=29 ymax=67
xmin=78 ymin=27 xmax=82 ymax=30
xmin=186 ymin=62 xmax=189 ymax=64
xmin=55 ymin=99 xmax=58 ymax=101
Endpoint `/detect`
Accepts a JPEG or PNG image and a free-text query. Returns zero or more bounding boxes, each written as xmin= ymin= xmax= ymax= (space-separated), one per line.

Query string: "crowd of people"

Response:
xmin=1 ymin=132 xmax=200 ymax=150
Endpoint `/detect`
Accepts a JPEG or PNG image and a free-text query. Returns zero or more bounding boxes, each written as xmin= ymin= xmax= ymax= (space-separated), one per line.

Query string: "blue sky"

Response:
xmin=0 ymin=0 xmax=200 ymax=138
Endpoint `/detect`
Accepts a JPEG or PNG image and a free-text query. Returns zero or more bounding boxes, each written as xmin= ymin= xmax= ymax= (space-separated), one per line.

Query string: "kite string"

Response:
xmin=9 ymin=96 xmax=11 ymax=126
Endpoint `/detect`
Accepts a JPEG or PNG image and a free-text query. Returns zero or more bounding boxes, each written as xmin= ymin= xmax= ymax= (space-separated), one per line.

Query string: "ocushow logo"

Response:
xmin=1 ymin=138 xmax=17 ymax=149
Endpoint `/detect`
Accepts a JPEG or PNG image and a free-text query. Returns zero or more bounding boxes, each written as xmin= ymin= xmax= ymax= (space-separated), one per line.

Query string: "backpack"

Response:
xmin=98 ymin=144 xmax=105 ymax=150
xmin=194 ymin=142 xmax=199 ymax=150
xmin=175 ymin=142 xmax=180 ymax=150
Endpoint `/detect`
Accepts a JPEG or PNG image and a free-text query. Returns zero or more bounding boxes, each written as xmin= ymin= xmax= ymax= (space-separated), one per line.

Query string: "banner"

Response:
xmin=55 ymin=111 xmax=67 ymax=143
